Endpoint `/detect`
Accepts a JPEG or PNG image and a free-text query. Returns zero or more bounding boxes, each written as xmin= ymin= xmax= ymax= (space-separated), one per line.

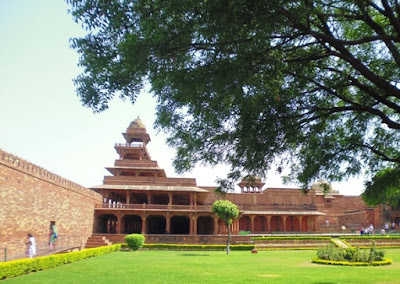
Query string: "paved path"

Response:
xmin=331 ymin=237 xmax=349 ymax=248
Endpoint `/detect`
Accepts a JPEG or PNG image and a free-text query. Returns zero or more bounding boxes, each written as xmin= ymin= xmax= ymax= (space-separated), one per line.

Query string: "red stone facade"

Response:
xmin=0 ymin=149 xmax=102 ymax=257
xmin=89 ymin=118 xmax=382 ymax=240
xmin=3 ymin=117 xmax=397 ymax=253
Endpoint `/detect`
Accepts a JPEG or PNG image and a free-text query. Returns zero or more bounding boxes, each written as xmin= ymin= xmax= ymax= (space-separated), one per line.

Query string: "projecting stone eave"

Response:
xmin=105 ymin=166 xmax=166 ymax=177
xmin=241 ymin=210 xmax=326 ymax=216
xmin=89 ymin=184 xmax=210 ymax=193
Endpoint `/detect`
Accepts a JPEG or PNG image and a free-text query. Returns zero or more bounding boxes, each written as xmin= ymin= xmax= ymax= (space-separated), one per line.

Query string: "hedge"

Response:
xmin=253 ymin=236 xmax=331 ymax=241
xmin=121 ymin=243 xmax=255 ymax=251
xmin=0 ymin=244 xmax=121 ymax=280
xmin=312 ymin=257 xmax=392 ymax=266
xmin=339 ymin=236 xmax=400 ymax=240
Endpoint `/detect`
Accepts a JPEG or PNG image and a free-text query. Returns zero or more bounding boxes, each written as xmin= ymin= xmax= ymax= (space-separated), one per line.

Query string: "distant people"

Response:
xmin=325 ymin=220 xmax=330 ymax=227
xmin=369 ymin=224 xmax=375 ymax=235
xmin=385 ymin=222 xmax=390 ymax=232
xmin=26 ymin=234 xmax=36 ymax=258
xmin=381 ymin=228 xmax=386 ymax=235
xmin=49 ymin=224 xmax=58 ymax=251
xmin=392 ymin=222 xmax=396 ymax=231
xmin=360 ymin=228 xmax=364 ymax=235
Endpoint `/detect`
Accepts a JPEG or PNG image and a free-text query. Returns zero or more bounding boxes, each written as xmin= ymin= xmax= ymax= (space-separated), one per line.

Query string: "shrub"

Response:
xmin=316 ymin=244 xmax=385 ymax=263
xmin=0 ymin=244 xmax=121 ymax=280
xmin=125 ymin=234 xmax=145 ymax=251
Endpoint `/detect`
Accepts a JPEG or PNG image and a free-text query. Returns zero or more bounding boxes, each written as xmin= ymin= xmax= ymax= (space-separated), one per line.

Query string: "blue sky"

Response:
xmin=0 ymin=1 xmax=364 ymax=195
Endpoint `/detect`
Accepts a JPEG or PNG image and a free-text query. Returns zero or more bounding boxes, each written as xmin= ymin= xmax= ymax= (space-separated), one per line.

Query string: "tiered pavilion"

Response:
xmin=90 ymin=117 xmax=338 ymax=239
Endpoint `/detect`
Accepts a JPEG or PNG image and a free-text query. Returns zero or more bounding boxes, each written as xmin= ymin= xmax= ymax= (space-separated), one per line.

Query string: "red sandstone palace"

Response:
xmin=2 ymin=117 xmax=400 ymax=257
xmin=89 ymin=117 xmax=388 ymax=237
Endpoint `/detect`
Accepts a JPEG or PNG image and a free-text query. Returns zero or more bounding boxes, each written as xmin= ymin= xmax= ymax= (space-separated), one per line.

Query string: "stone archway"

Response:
xmin=98 ymin=214 xmax=118 ymax=234
xmin=123 ymin=215 xmax=142 ymax=234
xmin=197 ymin=216 xmax=214 ymax=235
xmin=270 ymin=216 xmax=284 ymax=232
xmin=147 ymin=215 xmax=166 ymax=234
xmin=254 ymin=216 xmax=267 ymax=232
xmin=170 ymin=216 xmax=190 ymax=234
xmin=239 ymin=216 xmax=251 ymax=231
xmin=286 ymin=216 xmax=300 ymax=232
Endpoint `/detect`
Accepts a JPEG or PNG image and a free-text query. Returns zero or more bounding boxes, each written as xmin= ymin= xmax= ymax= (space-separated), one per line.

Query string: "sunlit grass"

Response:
xmin=4 ymin=249 xmax=400 ymax=283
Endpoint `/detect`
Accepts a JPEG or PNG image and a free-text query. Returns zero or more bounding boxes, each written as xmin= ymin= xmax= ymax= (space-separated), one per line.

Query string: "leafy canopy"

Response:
xmin=67 ymin=0 xmax=400 ymax=196
xmin=212 ymin=200 xmax=239 ymax=225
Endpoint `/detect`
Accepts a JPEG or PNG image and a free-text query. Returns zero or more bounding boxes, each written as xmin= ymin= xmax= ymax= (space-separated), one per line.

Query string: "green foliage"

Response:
xmin=67 ymin=0 xmax=400 ymax=191
xmin=253 ymin=236 xmax=330 ymax=241
xmin=212 ymin=200 xmax=239 ymax=225
xmin=125 ymin=234 xmax=145 ymax=251
xmin=315 ymin=244 xmax=385 ymax=264
xmin=362 ymin=168 xmax=400 ymax=209
xmin=0 ymin=244 xmax=121 ymax=280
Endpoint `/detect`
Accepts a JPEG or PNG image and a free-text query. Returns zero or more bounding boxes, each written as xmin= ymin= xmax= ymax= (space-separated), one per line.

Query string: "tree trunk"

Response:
xmin=226 ymin=221 xmax=231 ymax=255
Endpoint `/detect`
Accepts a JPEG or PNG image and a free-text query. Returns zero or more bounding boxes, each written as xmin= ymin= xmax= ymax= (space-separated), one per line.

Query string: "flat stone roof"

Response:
xmin=90 ymin=184 xmax=209 ymax=193
xmin=242 ymin=210 xmax=326 ymax=216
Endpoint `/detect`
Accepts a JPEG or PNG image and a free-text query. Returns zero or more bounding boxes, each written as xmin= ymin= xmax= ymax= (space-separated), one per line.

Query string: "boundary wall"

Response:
xmin=0 ymin=149 xmax=102 ymax=258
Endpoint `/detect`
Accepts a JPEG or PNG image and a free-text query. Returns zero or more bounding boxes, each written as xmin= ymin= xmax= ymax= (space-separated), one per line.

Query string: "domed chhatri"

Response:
xmin=123 ymin=116 xmax=150 ymax=145
xmin=128 ymin=116 xmax=146 ymax=129
xmin=238 ymin=174 xmax=265 ymax=193
xmin=311 ymin=180 xmax=339 ymax=196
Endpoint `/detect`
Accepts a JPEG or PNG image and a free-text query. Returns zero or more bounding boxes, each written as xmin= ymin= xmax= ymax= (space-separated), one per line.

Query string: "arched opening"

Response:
xmin=147 ymin=215 xmax=166 ymax=234
xmin=97 ymin=214 xmax=118 ymax=234
xmin=170 ymin=216 xmax=190 ymax=234
xmin=270 ymin=216 xmax=284 ymax=232
xmin=172 ymin=194 xmax=190 ymax=205
xmin=130 ymin=193 xmax=148 ymax=204
xmin=197 ymin=216 xmax=214 ymax=235
xmin=123 ymin=215 xmax=142 ymax=234
xmin=254 ymin=216 xmax=267 ymax=232
xmin=286 ymin=216 xmax=300 ymax=232
xmin=239 ymin=216 xmax=251 ymax=231
xmin=152 ymin=194 xmax=169 ymax=204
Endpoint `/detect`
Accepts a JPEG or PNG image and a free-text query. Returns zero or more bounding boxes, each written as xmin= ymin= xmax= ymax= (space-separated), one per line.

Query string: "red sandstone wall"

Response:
xmin=0 ymin=149 xmax=103 ymax=258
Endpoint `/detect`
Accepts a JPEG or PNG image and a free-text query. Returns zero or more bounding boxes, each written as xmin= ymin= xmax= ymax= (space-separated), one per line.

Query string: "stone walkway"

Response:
xmin=331 ymin=237 xmax=349 ymax=248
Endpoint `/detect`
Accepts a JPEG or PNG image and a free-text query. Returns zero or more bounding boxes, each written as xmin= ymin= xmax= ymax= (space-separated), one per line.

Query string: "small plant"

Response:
xmin=125 ymin=234 xmax=145 ymax=251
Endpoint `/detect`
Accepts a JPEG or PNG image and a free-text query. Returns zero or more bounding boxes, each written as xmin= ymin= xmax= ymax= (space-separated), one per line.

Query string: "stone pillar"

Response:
xmin=191 ymin=215 xmax=197 ymax=235
xmin=283 ymin=216 xmax=287 ymax=232
xmin=126 ymin=191 xmax=130 ymax=204
xmin=166 ymin=213 xmax=171 ymax=234
xmin=169 ymin=192 xmax=173 ymax=206
xmin=214 ymin=216 xmax=219 ymax=235
xmin=116 ymin=214 xmax=123 ymax=234
xmin=250 ymin=215 xmax=255 ymax=233
xmin=141 ymin=216 xmax=147 ymax=234
xmin=266 ymin=216 xmax=271 ymax=232
xmin=299 ymin=216 xmax=304 ymax=232
xmin=147 ymin=192 xmax=152 ymax=204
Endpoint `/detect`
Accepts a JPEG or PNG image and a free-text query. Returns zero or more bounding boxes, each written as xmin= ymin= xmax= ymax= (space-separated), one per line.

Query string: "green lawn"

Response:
xmin=3 ymin=249 xmax=400 ymax=283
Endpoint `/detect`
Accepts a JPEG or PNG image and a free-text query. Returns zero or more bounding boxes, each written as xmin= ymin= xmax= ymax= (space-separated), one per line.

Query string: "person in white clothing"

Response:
xmin=26 ymin=234 xmax=36 ymax=258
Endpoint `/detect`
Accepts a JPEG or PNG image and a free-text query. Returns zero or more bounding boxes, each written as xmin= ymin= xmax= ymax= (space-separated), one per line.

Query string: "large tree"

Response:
xmin=67 ymin=0 xmax=400 ymax=196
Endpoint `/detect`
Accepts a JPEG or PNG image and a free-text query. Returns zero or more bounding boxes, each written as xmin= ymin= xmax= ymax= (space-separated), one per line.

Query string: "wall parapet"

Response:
xmin=0 ymin=148 xmax=101 ymax=201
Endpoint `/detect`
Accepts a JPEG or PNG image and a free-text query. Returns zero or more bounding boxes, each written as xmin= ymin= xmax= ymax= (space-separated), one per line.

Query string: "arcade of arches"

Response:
xmin=95 ymin=212 xmax=317 ymax=235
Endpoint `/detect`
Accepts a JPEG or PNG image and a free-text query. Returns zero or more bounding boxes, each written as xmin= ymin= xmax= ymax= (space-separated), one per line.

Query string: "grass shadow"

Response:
xmin=180 ymin=253 xmax=210 ymax=257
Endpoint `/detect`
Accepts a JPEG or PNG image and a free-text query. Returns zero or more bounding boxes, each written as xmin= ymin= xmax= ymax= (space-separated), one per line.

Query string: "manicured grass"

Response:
xmin=3 ymin=249 xmax=400 ymax=283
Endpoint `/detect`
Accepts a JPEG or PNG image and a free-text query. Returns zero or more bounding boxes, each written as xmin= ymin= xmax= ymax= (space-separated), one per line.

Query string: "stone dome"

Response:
xmin=128 ymin=116 xmax=146 ymax=129
xmin=241 ymin=175 xmax=262 ymax=182
xmin=311 ymin=180 xmax=339 ymax=195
